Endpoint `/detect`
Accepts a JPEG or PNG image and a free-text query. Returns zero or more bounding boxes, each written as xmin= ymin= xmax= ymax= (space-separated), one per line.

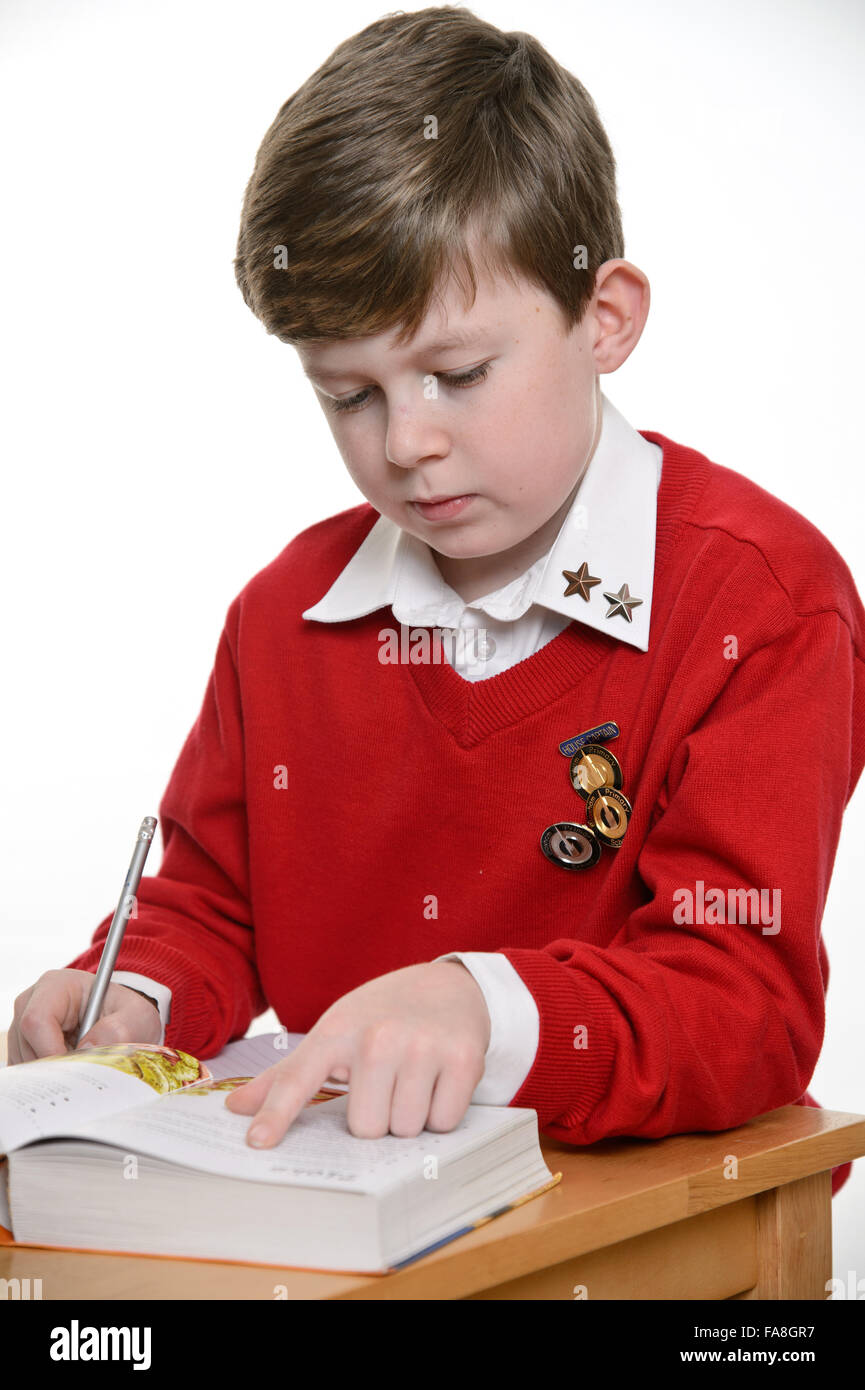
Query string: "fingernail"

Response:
xmin=247 ymin=1123 xmax=270 ymax=1147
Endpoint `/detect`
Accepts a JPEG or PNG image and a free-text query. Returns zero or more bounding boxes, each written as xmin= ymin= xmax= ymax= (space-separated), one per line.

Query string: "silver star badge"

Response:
xmin=602 ymin=583 xmax=643 ymax=623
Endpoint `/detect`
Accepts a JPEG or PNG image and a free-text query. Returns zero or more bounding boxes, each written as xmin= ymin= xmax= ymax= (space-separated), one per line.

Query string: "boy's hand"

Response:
xmin=225 ymin=961 xmax=491 ymax=1146
xmin=6 ymin=969 xmax=163 ymax=1064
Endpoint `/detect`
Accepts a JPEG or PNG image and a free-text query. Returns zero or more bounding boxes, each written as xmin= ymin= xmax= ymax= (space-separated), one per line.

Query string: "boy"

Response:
xmin=9 ymin=7 xmax=864 ymax=1196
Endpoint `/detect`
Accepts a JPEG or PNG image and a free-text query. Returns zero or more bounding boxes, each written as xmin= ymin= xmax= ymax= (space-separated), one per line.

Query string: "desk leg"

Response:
xmin=729 ymin=1171 xmax=831 ymax=1300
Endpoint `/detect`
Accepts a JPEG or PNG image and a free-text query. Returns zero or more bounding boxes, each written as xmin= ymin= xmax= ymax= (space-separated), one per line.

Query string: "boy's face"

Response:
xmin=297 ymin=261 xmax=603 ymax=593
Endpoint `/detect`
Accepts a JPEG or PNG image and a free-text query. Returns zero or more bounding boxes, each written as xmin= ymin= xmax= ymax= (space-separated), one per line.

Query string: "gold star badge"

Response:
xmin=562 ymin=562 xmax=602 ymax=602
xmin=602 ymin=583 xmax=643 ymax=623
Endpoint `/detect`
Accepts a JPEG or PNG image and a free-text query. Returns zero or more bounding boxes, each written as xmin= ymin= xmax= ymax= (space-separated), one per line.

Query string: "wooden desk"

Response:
xmin=2 ymin=1034 xmax=862 ymax=1300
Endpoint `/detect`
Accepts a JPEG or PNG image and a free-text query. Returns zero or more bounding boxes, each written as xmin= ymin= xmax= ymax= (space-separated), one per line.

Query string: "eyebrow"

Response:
xmin=302 ymin=327 xmax=492 ymax=383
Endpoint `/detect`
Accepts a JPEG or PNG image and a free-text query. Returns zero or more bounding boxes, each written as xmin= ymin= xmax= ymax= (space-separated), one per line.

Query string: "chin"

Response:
xmin=433 ymin=535 xmax=510 ymax=559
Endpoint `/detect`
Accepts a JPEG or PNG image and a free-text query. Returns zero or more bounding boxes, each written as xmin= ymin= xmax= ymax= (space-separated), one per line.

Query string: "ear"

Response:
xmin=589 ymin=260 xmax=651 ymax=374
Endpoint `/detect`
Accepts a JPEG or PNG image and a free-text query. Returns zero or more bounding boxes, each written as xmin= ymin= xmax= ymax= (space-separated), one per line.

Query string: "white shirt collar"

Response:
xmin=302 ymin=392 xmax=661 ymax=652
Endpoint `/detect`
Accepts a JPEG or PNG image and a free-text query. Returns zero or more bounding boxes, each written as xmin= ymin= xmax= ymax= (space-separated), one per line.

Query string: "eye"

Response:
xmin=327 ymin=362 xmax=492 ymax=415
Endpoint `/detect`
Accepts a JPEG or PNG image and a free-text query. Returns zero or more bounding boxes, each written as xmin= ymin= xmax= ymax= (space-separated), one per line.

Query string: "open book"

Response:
xmin=0 ymin=1033 xmax=560 ymax=1274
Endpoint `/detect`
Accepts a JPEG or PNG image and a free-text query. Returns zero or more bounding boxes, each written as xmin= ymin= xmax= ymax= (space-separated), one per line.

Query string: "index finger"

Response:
xmin=225 ymin=1034 xmax=343 ymax=1147
xmin=17 ymin=984 xmax=80 ymax=1062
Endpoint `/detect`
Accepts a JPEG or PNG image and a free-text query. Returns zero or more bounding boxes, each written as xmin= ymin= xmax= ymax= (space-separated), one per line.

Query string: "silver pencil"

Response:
xmin=75 ymin=816 xmax=158 ymax=1046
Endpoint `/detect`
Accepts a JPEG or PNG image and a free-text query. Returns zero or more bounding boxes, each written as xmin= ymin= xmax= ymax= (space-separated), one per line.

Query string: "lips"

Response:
xmin=410 ymin=493 xmax=476 ymax=521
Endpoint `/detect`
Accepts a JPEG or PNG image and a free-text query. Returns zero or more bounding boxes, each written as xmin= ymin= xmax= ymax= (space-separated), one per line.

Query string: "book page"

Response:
xmin=0 ymin=1044 xmax=211 ymax=1155
xmin=55 ymin=1086 xmax=529 ymax=1195
xmin=205 ymin=1031 xmax=348 ymax=1091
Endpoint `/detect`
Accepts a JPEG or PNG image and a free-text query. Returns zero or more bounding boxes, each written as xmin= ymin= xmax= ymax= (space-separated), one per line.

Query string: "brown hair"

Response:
xmin=234 ymin=5 xmax=624 ymax=347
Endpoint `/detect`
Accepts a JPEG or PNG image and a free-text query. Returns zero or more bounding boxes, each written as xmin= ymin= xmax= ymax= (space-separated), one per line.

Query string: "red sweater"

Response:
xmin=67 ymin=430 xmax=865 ymax=1196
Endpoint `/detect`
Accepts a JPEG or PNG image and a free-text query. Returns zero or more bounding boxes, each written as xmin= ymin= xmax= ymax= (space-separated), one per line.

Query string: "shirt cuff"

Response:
xmin=111 ymin=971 xmax=171 ymax=1046
xmin=432 ymin=951 xmax=539 ymax=1104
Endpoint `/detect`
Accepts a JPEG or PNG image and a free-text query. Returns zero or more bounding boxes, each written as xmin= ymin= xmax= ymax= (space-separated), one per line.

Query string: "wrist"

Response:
xmin=431 ymin=960 xmax=490 ymax=1051
xmin=123 ymin=985 xmax=159 ymax=1010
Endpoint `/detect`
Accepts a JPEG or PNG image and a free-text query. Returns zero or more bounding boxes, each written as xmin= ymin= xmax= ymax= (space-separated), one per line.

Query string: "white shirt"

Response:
xmin=122 ymin=393 xmax=662 ymax=1104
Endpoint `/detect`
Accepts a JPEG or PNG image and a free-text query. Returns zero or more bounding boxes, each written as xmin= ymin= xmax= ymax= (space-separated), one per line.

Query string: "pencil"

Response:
xmin=75 ymin=816 xmax=158 ymax=1046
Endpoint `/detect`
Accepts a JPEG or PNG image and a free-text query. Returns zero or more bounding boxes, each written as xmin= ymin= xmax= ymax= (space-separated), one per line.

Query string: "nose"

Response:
xmin=385 ymin=402 xmax=450 ymax=471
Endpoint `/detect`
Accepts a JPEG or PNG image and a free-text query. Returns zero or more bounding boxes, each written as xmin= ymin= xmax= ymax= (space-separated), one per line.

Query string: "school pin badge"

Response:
xmin=540 ymin=822 xmax=601 ymax=871
xmin=558 ymin=721 xmax=619 ymax=759
xmin=542 ymin=721 xmax=629 ymax=871
xmin=569 ymin=744 xmax=623 ymax=800
xmin=585 ymin=787 xmax=632 ymax=848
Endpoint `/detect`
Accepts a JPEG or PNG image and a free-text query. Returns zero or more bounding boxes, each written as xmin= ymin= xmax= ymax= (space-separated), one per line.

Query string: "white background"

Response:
xmin=2 ymin=0 xmax=864 ymax=1276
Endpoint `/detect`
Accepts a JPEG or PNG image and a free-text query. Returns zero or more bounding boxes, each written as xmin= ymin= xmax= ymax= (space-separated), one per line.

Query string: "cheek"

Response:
xmin=335 ymin=434 xmax=382 ymax=490
xmin=479 ymin=395 xmax=587 ymax=496
xmin=487 ymin=366 xmax=576 ymax=445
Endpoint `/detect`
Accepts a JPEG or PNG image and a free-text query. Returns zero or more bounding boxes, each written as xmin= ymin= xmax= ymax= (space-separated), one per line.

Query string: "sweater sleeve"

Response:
xmin=64 ymin=599 xmax=268 ymax=1058
xmin=498 ymin=608 xmax=865 ymax=1145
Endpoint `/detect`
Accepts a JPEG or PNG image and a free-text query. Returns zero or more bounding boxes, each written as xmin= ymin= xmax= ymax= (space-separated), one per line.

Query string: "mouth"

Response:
xmin=410 ymin=493 xmax=476 ymax=521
